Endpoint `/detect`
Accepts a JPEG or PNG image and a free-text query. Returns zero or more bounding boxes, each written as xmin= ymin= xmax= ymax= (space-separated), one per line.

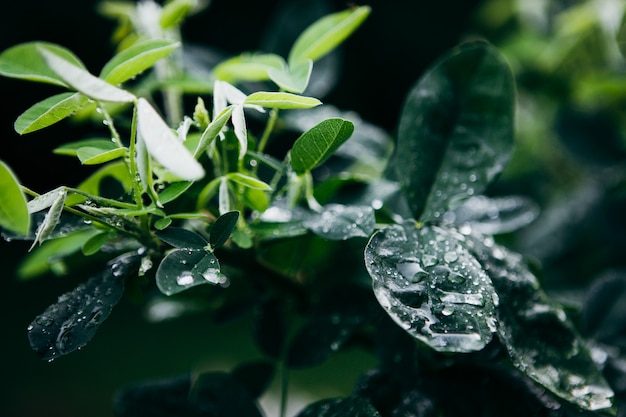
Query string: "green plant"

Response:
xmin=0 ymin=0 xmax=623 ymax=416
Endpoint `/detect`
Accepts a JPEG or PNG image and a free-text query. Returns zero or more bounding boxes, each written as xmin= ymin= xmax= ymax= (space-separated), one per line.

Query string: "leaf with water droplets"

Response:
xmin=467 ymin=236 xmax=615 ymax=412
xmin=27 ymin=252 xmax=140 ymax=361
xmin=295 ymin=396 xmax=381 ymax=417
xmin=156 ymin=249 xmax=223 ymax=296
xmin=395 ymin=41 xmax=515 ymax=222
xmin=304 ymin=204 xmax=375 ymax=240
xmin=14 ymin=92 xmax=89 ymax=135
xmin=364 ymin=222 xmax=498 ymax=353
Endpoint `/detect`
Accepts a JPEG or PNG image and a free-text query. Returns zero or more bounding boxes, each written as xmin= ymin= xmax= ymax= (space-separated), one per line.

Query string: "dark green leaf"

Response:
xmin=209 ymin=210 xmax=239 ymax=250
xmin=156 ymin=249 xmax=222 ymax=296
xmin=304 ymin=204 xmax=375 ymax=240
xmin=295 ymin=396 xmax=381 ymax=417
xmin=156 ymin=227 xmax=207 ymax=249
xmin=0 ymin=160 xmax=30 ymax=235
xmin=28 ymin=252 xmax=140 ymax=361
xmin=396 ymin=41 xmax=515 ymax=221
xmin=15 ymin=92 xmax=89 ymax=134
xmin=100 ymin=39 xmax=180 ymax=84
xmin=364 ymin=222 xmax=498 ymax=352
xmin=290 ymin=118 xmax=354 ymax=174
xmin=582 ymin=270 xmax=626 ymax=342
xmin=231 ymin=361 xmax=276 ymax=399
xmin=158 ymin=181 xmax=193 ymax=205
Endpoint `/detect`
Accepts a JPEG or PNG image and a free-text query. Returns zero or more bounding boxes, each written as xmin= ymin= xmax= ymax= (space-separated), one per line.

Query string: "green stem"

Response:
xmin=99 ymin=102 xmax=124 ymax=148
xmin=128 ymin=103 xmax=144 ymax=208
xmin=257 ymin=108 xmax=279 ymax=154
xmin=304 ymin=172 xmax=323 ymax=212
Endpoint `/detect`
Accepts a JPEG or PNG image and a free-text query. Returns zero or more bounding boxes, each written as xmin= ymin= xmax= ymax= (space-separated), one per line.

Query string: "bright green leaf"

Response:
xmin=39 ymin=47 xmax=136 ymax=103
xmin=160 ymin=0 xmax=196 ymax=29
xmin=194 ymin=106 xmax=234 ymax=157
xmin=14 ymin=92 xmax=89 ymax=134
xmin=77 ymin=146 xmax=127 ymax=165
xmin=0 ymin=160 xmax=30 ymax=236
xmin=267 ymin=60 xmax=312 ymax=93
xmin=213 ymin=53 xmax=285 ymax=83
xmin=288 ymin=6 xmax=371 ymax=67
xmin=290 ymin=118 xmax=354 ymax=174
xmin=54 ymin=138 xmax=118 ymax=156
xmin=0 ymin=42 xmax=85 ymax=86
xmin=100 ymin=39 xmax=180 ymax=85
xmin=82 ymin=231 xmax=114 ymax=255
xmin=396 ymin=41 xmax=515 ymax=222
xmin=244 ymin=91 xmax=321 ymax=109
xmin=226 ymin=173 xmax=272 ymax=190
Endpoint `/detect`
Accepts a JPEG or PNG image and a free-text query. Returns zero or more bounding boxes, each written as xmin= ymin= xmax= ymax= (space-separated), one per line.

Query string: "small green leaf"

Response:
xmin=0 ymin=41 xmax=85 ymax=86
xmin=82 ymin=231 xmax=114 ymax=255
xmin=160 ymin=0 xmax=196 ymax=29
xmin=54 ymin=138 xmax=117 ymax=156
xmin=396 ymin=41 xmax=515 ymax=221
xmin=156 ymin=227 xmax=207 ymax=249
xmin=15 ymin=92 xmax=89 ymax=134
xmin=194 ymin=106 xmax=234 ymax=157
xmin=245 ymin=91 xmax=321 ymax=109
xmin=158 ymin=181 xmax=193 ymax=205
xmin=209 ymin=211 xmax=239 ymax=250
xmin=267 ymin=60 xmax=313 ymax=93
xmin=30 ymin=187 xmax=67 ymax=249
xmin=0 ymin=160 xmax=30 ymax=235
xmin=290 ymin=118 xmax=354 ymax=174
xmin=364 ymin=222 xmax=498 ymax=353
xmin=226 ymin=173 xmax=272 ymax=190
xmin=77 ymin=146 xmax=127 ymax=165
xmin=213 ymin=53 xmax=285 ymax=83
xmin=288 ymin=6 xmax=371 ymax=67
xmin=39 ymin=47 xmax=136 ymax=103
xmin=156 ymin=249 xmax=222 ymax=296
xmin=136 ymin=98 xmax=204 ymax=181
xmin=100 ymin=39 xmax=180 ymax=85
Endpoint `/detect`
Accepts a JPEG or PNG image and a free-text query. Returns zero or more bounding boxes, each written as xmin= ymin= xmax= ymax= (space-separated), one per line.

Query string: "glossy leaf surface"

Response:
xmin=156 ymin=249 xmax=222 ymax=296
xmin=304 ymin=204 xmax=375 ymax=240
xmin=290 ymin=118 xmax=354 ymax=174
xmin=14 ymin=92 xmax=89 ymax=134
xmin=0 ymin=160 xmax=29 ymax=235
xmin=396 ymin=41 xmax=515 ymax=221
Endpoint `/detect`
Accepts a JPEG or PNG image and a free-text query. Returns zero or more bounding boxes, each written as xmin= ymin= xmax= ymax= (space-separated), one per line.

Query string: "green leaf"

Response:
xmin=39 ymin=47 xmax=136 ymax=103
xmin=77 ymin=146 xmax=127 ymax=165
xmin=395 ymin=41 xmax=515 ymax=221
xmin=66 ymin=161 xmax=132 ymax=206
xmin=160 ymin=0 xmax=196 ymax=29
xmin=30 ymin=187 xmax=67 ymax=249
xmin=54 ymin=138 xmax=117 ymax=156
xmin=0 ymin=160 xmax=30 ymax=235
xmin=469 ymin=236 xmax=615 ymax=412
xmin=226 ymin=173 xmax=272 ymax=190
xmin=213 ymin=53 xmax=285 ymax=83
xmin=14 ymin=92 xmax=89 ymax=134
xmin=136 ymin=98 xmax=204 ymax=181
xmin=295 ymin=397 xmax=381 ymax=417
xmin=194 ymin=106 xmax=234 ymax=157
xmin=156 ymin=249 xmax=222 ymax=296
xmin=100 ymin=39 xmax=180 ymax=85
xmin=156 ymin=227 xmax=207 ymax=249
xmin=81 ymin=231 xmax=114 ymax=256
xmin=267 ymin=60 xmax=313 ymax=93
xmin=245 ymin=91 xmax=321 ymax=109
xmin=288 ymin=5 xmax=371 ymax=67
xmin=304 ymin=204 xmax=375 ymax=240
xmin=209 ymin=211 xmax=239 ymax=250
xmin=364 ymin=222 xmax=498 ymax=353
xmin=290 ymin=118 xmax=354 ymax=174
xmin=158 ymin=181 xmax=193 ymax=205
xmin=0 ymin=41 xmax=85 ymax=86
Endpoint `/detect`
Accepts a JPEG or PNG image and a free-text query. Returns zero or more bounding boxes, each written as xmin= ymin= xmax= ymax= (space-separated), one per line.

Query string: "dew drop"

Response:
xmin=176 ymin=271 xmax=194 ymax=286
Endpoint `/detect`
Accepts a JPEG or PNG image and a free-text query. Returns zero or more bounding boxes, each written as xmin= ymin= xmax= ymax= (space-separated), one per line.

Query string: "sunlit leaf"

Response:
xmin=39 ymin=47 xmax=136 ymax=103
xmin=194 ymin=106 xmax=234 ymax=157
xmin=267 ymin=60 xmax=313 ymax=93
xmin=14 ymin=92 xmax=89 ymax=134
xmin=396 ymin=40 xmax=515 ymax=221
xmin=0 ymin=160 xmax=30 ymax=236
xmin=245 ymin=90 xmax=321 ymax=109
xmin=213 ymin=53 xmax=284 ymax=83
xmin=100 ymin=39 xmax=180 ymax=84
xmin=290 ymin=118 xmax=354 ymax=174
xmin=160 ymin=0 xmax=196 ymax=28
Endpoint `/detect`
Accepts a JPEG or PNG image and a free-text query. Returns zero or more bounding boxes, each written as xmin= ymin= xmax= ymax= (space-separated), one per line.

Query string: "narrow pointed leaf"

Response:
xmin=267 ymin=60 xmax=313 ymax=93
xmin=39 ymin=47 xmax=136 ymax=103
xmin=213 ymin=53 xmax=285 ymax=83
xmin=364 ymin=222 xmax=498 ymax=352
xmin=0 ymin=160 xmax=30 ymax=235
xmin=156 ymin=249 xmax=222 ymax=296
xmin=30 ymin=187 xmax=67 ymax=249
xmin=290 ymin=118 xmax=354 ymax=174
xmin=160 ymin=0 xmax=195 ymax=29
xmin=194 ymin=105 xmax=234 ymax=157
xmin=288 ymin=6 xmax=371 ymax=67
xmin=100 ymin=39 xmax=180 ymax=84
xmin=231 ymin=104 xmax=247 ymax=160
xmin=15 ymin=92 xmax=89 ymax=134
xmin=27 ymin=186 xmax=68 ymax=213
xmin=0 ymin=42 xmax=85 ymax=86
xmin=396 ymin=41 xmax=515 ymax=221
xmin=245 ymin=90 xmax=321 ymax=109
xmin=77 ymin=146 xmax=127 ymax=165
xmin=226 ymin=172 xmax=272 ymax=190
xmin=209 ymin=210 xmax=240 ymax=249
xmin=136 ymin=98 xmax=204 ymax=181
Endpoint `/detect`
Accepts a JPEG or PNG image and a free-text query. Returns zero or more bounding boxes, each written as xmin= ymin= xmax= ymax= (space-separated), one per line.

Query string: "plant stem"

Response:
xmin=258 ymin=108 xmax=279 ymax=154
xmin=128 ymin=104 xmax=144 ymax=208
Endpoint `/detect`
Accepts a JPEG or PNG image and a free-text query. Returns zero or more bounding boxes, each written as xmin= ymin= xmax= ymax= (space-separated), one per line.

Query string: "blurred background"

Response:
xmin=1 ymin=0 xmax=626 ymax=416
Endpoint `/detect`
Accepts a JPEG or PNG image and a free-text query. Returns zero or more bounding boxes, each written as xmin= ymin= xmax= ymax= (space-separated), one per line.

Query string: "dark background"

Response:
xmin=0 ymin=1 xmax=490 ymax=416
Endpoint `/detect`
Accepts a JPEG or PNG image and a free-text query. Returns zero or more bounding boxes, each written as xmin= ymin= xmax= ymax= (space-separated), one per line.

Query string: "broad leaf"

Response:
xmin=290 ymin=117 xmax=354 ymax=174
xmin=304 ymin=204 xmax=375 ymax=240
xmin=156 ymin=249 xmax=222 ymax=296
xmin=0 ymin=160 xmax=30 ymax=235
xmin=213 ymin=53 xmax=284 ymax=83
xmin=14 ymin=92 xmax=89 ymax=134
xmin=100 ymin=39 xmax=180 ymax=84
xmin=468 ymin=236 xmax=615 ymax=412
xmin=267 ymin=60 xmax=313 ymax=93
xmin=0 ymin=41 xmax=85 ymax=86
xmin=136 ymin=98 xmax=204 ymax=181
xmin=288 ymin=6 xmax=371 ymax=67
xmin=395 ymin=41 xmax=515 ymax=221
xmin=209 ymin=210 xmax=239 ymax=250
xmin=364 ymin=222 xmax=498 ymax=352
xmin=27 ymin=252 xmax=140 ymax=361
xmin=245 ymin=90 xmax=321 ymax=109
xmin=295 ymin=397 xmax=381 ymax=417
xmin=39 ymin=47 xmax=136 ymax=103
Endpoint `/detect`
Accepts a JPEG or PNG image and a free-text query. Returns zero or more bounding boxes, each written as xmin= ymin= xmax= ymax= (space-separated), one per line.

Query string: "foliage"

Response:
xmin=1 ymin=0 xmax=625 ymax=416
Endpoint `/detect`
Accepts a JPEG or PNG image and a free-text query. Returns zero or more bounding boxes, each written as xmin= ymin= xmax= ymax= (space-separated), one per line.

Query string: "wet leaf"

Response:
xmin=14 ymin=92 xmax=89 ymax=134
xmin=0 ymin=160 xmax=30 ymax=236
xmin=30 ymin=187 xmax=67 ymax=249
xmin=209 ymin=210 xmax=239 ymax=250
xmin=364 ymin=222 xmax=498 ymax=352
xmin=156 ymin=227 xmax=207 ymax=249
xmin=77 ymin=146 xmax=127 ymax=165
xmin=396 ymin=41 xmax=515 ymax=221
xmin=156 ymin=249 xmax=223 ymax=296
xmin=54 ymin=138 xmax=117 ymax=156
xmin=468 ymin=236 xmax=615 ymax=412
xmin=295 ymin=396 xmax=381 ymax=417
xmin=304 ymin=204 xmax=375 ymax=240
xmin=290 ymin=118 xmax=354 ymax=174
xmin=27 ymin=252 xmax=140 ymax=361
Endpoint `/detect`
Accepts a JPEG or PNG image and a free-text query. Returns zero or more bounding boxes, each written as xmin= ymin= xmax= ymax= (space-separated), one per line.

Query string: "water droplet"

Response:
xmin=444 ymin=251 xmax=459 ymax=263
xmin=421 ymin=254 xmax=438 ymax=267
xmin=35 ymin=315 xmax=54 ymax=327
xmin=371 ymin=199 xmax=383 ymax=210
xmin=441 ymin=307 xmax=454 ymax=316
xmin=177 ymin=271 xmax=194 ymax=286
